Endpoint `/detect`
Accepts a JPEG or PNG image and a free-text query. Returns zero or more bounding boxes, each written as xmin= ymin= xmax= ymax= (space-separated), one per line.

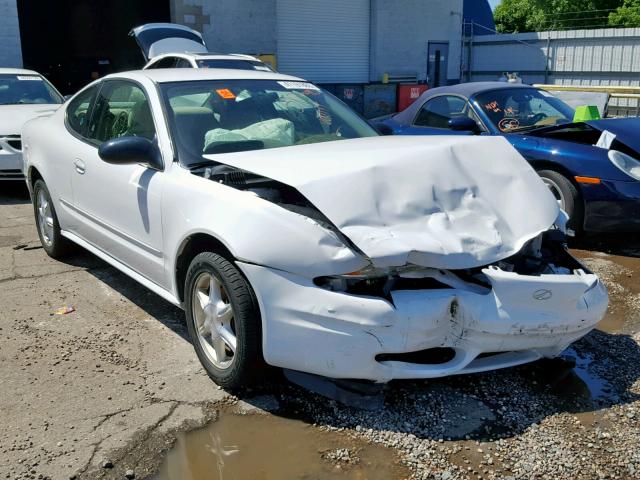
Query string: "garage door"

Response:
xmin=277 ymin=0 xmax=370 ymax=84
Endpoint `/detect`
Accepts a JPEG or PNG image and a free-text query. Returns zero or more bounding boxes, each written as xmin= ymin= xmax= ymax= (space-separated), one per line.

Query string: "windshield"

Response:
xmin=161 ymin=79 xmax=378 ymax=166
xmin=196 ymin=59 xmax=274 ymax=72
xmin=0 ymin=74 xmax=63 ymax=105
xmin=475 ymin=88 xmax=574 ymax=133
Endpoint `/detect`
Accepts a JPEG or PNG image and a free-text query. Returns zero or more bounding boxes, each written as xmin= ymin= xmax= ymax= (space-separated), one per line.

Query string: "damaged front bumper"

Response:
xmin=237 ymin=259 xmax=608 ymax=383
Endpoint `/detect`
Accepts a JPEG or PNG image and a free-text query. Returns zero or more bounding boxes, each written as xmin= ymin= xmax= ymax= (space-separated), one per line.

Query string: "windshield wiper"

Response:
xmin=186 ymin=160 xmax=217 ymax=170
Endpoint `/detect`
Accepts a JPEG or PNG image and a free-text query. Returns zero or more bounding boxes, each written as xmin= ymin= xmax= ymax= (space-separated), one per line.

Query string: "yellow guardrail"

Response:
xmin=533 ymin=84 xmax=640 ymax=95
xmin=533 ymin=84 xmax=640 ymax=117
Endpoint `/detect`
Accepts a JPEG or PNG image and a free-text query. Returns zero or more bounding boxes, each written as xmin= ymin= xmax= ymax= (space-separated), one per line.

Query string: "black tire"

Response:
xmin=32 ymin=179 xmax=74 ymax=258
xmin=537 ymin=169 xmax=584 ymax=232
xmin=184 ymin=252 xmax=263 ymax=389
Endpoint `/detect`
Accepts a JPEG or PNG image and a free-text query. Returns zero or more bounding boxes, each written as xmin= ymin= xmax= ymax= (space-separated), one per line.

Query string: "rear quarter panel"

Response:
xmin=22 ymin=109 xmax=75 ymax=228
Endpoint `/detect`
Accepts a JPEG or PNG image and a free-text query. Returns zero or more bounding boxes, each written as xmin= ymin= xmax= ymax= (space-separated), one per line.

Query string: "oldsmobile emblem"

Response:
xmin=533 ymin=289 xmax=553 ymax=301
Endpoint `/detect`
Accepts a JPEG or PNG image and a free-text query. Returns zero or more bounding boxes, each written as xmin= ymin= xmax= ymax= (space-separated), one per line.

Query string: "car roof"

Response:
xmin=393 ymin=82 xmax=533 ymax=124
xmin=104 ymin=68 xmax=303 ymax=84
xmin=0 ymin=68 xmax=41 ymax=76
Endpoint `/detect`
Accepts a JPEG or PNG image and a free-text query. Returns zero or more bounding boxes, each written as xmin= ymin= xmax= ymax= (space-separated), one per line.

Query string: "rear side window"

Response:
xmin=175 ymin=58 xmax=192 ymax=68
xmin=149 ymin=57 xmax=178 ymax=69
xmin=66 ymin=85 xmax=98 ymax=137
xmin=414 ymin=95 xmax=469 ymax=128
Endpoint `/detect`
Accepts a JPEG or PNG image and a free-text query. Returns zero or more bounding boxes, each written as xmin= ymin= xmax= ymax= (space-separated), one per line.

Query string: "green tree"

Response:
xmin=494 ymin=0 xmax=624 ymax=33
xmin=609 ymin=0 xmax=640 ymax=26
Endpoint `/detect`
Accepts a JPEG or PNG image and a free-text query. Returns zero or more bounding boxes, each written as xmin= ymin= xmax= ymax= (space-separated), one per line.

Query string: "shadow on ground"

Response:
xmin=571 ymin=232 xmax=640 ymax=258
xmin=238 ymin=327 xmax=640 ymax=443
xmin=0 ymin=182 xmax=30 ymax=205
xmin=58 ymin=249 xmax=188 ymax=341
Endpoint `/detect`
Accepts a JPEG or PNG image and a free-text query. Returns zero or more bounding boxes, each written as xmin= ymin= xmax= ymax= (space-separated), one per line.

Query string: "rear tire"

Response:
xmin=537 ymin=169 xmax=583 ymax=232
xmin=32 ymin=179 xmax=74 ymax=258
xmin=184 ymin=252 xmax=264 ymax=389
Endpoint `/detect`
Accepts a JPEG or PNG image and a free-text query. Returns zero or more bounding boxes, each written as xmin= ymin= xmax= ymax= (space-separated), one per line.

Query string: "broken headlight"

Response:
xmin=608 ymin=150 xmax=640 ymax=182
xmin=314 ymin=267 xmax=392 ymax=295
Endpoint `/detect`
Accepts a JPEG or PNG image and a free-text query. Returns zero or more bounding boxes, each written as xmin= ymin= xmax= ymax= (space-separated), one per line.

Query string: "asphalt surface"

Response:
xmin=1 ymin=182 xmax=639 ymax=480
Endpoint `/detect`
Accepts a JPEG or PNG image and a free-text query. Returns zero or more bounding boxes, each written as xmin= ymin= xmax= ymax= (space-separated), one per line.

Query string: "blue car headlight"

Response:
xmin=608 ymin=150 xmax=640 ymax=181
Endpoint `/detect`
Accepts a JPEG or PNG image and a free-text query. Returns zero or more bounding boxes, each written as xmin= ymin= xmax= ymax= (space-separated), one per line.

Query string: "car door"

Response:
xmin=57 ymin=84 xmax=101 ymax=232
xmin=71 ymin=79 xmax=166 ymax=287
xmin=399 ymin=95 xmax=482 ymax=136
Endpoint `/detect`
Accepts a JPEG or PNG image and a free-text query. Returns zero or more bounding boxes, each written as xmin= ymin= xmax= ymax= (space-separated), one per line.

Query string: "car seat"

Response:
xmin=127 ymin=100 xmax=155 ymax=140
xmin=172 ymin=106 xmax=218 ymax=154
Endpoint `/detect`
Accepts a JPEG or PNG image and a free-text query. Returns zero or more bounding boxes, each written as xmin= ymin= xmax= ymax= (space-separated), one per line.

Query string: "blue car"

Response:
xmin=376 ymin=82 xmax=640 ymax=232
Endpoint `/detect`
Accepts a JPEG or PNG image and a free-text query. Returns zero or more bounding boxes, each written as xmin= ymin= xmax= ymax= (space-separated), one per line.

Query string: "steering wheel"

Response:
xmin=111 ymin=111 xmax=129 ymax=138
xmin=531 ymin=112 xmax=548 ymax=124
xmin=17 ymin=94 xmax=33 ymax=104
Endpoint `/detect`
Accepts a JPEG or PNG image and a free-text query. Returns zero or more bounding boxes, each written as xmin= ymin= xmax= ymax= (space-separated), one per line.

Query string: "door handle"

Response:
xmin=74 ymin=159 xmax=86 ymax=175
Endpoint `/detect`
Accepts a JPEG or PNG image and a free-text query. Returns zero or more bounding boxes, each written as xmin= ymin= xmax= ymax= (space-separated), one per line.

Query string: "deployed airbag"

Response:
xmin=203 ymin=118 xmax=294 ymax=151
xmin=205 ymin=136 xmax=559 ymax=269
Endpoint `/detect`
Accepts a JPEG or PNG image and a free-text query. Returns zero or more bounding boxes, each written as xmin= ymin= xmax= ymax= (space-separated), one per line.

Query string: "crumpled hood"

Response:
xmin=587 ymin=117 xmax=640 ymax=154
xmin=205 ymin=136 xmax=559 ymax=269
xmin=0 ymin=104 xmax=60 ymax=135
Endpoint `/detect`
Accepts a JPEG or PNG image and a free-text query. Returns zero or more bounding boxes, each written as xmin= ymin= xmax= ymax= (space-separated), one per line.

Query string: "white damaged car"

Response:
xmin=0 ymin=68 xmax=63 ymax=180
xmin=22 ymin=69 xmax=608 ymax=388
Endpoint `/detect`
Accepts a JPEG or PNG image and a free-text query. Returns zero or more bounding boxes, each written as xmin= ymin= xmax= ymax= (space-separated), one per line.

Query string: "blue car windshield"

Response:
xmin=475 ymin=88 xmax=574 ymax=133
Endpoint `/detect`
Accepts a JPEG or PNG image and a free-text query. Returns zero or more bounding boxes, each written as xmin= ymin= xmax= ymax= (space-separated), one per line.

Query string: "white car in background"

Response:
xmin=22 ymin=68 xmax=607 ymax=389
xmin=0 ymin=68 xmax=63 ymax=180
xmin=130 ymin=23 xmax=274 ymax=72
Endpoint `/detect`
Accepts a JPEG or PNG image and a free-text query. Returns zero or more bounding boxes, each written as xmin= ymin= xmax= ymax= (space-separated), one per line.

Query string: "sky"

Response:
xmin=489 ymin=0 xmax=502 ymax=10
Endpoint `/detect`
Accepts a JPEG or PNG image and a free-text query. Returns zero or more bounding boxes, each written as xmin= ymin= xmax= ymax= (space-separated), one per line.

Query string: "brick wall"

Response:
xmin=0 ymin=0 xmax=23 ymax=68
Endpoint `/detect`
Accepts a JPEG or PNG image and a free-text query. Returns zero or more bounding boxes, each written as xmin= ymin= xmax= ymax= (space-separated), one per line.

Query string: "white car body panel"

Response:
xmin=130 ymin=23 xmax=207 ymax=61
xmin=22 ymin=68 xmax=609 ymax=383
xmin=0 ymin=68 xmax=61 ymax=180
xmin=206 ymin=135 xmax=559 ymax=270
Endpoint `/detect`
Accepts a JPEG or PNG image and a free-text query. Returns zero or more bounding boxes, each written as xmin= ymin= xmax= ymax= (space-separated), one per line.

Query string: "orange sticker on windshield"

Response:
xmin=485 ymin=101 xmax=501 ymax=113
xmin=216 ymin=89 xmax=236 ymax=99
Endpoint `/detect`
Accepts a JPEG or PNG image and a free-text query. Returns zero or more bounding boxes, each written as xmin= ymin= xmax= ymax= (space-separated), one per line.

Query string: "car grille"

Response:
xmin=7 ymin=138 xmax=22 ymax=150
xmin=0 ymin=135 xmax=22 ymax=151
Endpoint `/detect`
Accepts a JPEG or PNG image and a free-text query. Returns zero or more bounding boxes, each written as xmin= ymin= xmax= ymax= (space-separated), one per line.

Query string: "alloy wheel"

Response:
xmin=542 ymin=177 xmax=566 ymax=210
xmin=191 ymin=272 xmax=237 ymax=369
xmin=36 ymin=189 xmax=54 ymax=247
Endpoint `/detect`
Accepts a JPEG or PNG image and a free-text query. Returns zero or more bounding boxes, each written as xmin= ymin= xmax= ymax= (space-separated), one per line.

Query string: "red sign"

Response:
xmin=344 ymin=88 xmax=354 ymax=100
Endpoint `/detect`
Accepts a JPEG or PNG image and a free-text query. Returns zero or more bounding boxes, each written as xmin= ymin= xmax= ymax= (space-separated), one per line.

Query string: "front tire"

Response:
xmin=537 ymin=169 xmax=583 ymax=232
xmin=32 ymin=179 xmax=74 ymax=258
xmin=184 ymin=252 xmax=263 ymax=389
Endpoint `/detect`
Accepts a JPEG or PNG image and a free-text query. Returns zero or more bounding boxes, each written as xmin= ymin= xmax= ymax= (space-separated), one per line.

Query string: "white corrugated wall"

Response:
xmin=276 ymin=0 xmax=370 ymax=83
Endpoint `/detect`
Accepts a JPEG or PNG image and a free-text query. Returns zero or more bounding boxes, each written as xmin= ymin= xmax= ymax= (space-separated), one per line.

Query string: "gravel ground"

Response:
xmin=2 ymin=183 xmax=640 ymax=480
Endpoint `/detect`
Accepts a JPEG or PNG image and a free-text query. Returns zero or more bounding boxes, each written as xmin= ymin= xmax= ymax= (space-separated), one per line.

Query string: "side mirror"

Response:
xmin=98 ymin=136 xmax=163 ymax=170
xmin=448 ymin=116 xmax=480 ymax=133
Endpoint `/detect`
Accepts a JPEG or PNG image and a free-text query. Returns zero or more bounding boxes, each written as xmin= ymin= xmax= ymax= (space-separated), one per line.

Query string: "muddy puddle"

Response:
xmin=154 ymin=411 xmax=409 ymax=480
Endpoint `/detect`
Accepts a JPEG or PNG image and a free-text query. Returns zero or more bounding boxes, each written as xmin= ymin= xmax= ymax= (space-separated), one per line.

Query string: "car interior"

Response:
xmin=87 ymin=86 xmax=156 ymax=142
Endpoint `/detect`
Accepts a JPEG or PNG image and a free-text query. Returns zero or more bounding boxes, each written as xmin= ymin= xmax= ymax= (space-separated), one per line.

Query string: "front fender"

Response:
xmin=163 ymin=168 xmax=368 ymax=293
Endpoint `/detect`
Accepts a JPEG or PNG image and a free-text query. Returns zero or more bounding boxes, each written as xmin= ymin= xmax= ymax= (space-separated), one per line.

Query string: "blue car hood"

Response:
xmin=587 ymin=117 xmax=640 ymax=154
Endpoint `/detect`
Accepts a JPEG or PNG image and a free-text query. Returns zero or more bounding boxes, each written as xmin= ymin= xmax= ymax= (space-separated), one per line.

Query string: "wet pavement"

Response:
xmin=2 ymin=182 xmax=640 ymax=480
xmin=154 ymin=410 xmax=409 ymax=480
